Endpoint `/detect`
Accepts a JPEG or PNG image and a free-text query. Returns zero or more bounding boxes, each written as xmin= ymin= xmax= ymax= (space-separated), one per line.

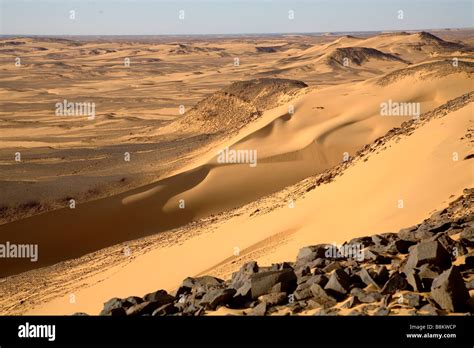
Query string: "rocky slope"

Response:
xmin=173 ymin=78 xmax=308 ymax=134
xmin=89 ymin=188 xmax=474 ymax=316
xmin=325 ymin=47 xmax=408 ymax=67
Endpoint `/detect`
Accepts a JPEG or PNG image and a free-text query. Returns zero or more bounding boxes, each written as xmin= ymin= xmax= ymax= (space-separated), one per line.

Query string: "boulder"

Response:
xmin=322 ymin=261 xmax=342 ymax=273
xmin=182 ymin=276 xmax=224 ymax=290
xmin=151 ymin=303 xmax=178 ymax=316
xmin=309 ymin=283 xmax=337 ymax=308
xmin=430 ymin=266 xmax=469 ymax=312
xmin=350 ymin=288 xmax=382 ymax=303
xmin=258 ymin=292 xmax=287 ymax=307
xmin=403 ymin=241 xmax=451 ymax=273
xmin=296 ymin=244 xmax=332 ymax=263
xmin=248 ymin=302 xmax=267 ymax=316
xmin=460 ymin=227 xmax=474 ymax=245
xmin=391 ymin=239 xmax=416 ymax=254
xmin=293 ymin=283 xmax=313 ymax=301
xmin=381 ymin=273 xmax=408 ymax=295
xmin=99 ymin=297 xmax=132 ymax=316
xmin=142 ymin=290 xmax=175 ymax=307
xmin=125 ymin=301 xmax=162 ymax=316
xmin=399 ymin=226 xmax=434 ymax=242
xmin=231 ymin=261 xmax=259 ymax=289
xmin=358 ymin=268 xmax=380 ymax=289
xmin=199 ymin=288 xmax=236 ymax=310
xmin=249 ymin=269 xmax=297 ymax=299
xmin=405 ymin=268 xmax=423 ymax=292
xmin=374 ymin=265 xmax=390 ymax=285
xmin=417 ymin=264 xmax=442 ymax=290
xmin=324 ymin=269 xmax=351 ymax=298
xmin=429 ymin=221 xmax=451 ymax=233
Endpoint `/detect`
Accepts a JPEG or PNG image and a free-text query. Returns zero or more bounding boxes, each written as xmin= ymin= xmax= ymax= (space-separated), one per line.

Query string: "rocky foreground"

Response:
xmin=87 ymin=188 xmax=474 ymax=317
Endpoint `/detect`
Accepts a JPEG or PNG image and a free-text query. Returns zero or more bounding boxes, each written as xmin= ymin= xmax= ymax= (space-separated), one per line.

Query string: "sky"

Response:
xmin=0 ymin=0 xmax=473 ymax=36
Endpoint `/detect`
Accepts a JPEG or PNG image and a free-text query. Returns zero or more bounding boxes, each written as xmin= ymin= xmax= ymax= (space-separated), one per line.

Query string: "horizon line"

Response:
xmin=1 ymin=27 xmax=473 ymax=39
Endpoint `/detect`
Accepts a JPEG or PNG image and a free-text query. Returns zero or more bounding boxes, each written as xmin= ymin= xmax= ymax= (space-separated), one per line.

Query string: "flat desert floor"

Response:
xmin=0 ymin=29 xmax=473 ymax=315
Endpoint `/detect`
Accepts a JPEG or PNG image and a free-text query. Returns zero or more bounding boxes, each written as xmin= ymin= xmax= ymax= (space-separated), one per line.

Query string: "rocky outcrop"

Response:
xmin=91 ymin=189 xmax=474 ymax=316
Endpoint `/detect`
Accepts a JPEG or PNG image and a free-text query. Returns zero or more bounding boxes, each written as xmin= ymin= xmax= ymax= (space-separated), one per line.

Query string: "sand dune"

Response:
xmin=0 ymin=58 xmax=472 ymax=278
xmin=4 ymin=91 xmax=470 ymax=315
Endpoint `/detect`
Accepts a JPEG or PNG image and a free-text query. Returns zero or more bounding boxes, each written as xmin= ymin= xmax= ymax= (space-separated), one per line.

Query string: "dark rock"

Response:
xmin=307 ymin=258 xmax=327 ymax=269
xmin=460 ymin=227 xmax=474 ymax=246
xmin=363 ymin=249 xmax=392 ymax=264
xmin=464 ymin=253 xmax=474 ymax=270
xmin=279 ymin=262 xmax=294 ymax=270
xmin=379 ymin=232 xmax=399 ymax=243
xmin=405 ymin=293 xmax=422 ymax=307
xmin=430 ymin=266 xmax=470 ymax=312
xmin=294 ymin=265 xmax=311 ymax=278
xmin=374 ymin=265 xmax=390 ymax=285
xmin=293 ymin=283 xmax=313 ymax=301
xmin=231 ymin=262 xmax=259 ymax=289
xmin=248 ymin=302 xmax=267 ymax=316
xmin=429 ymin=221 xmax=451 ymax=233
xmin=323 ymin=261 xmax=342 ymax=273
xmin=182 ymin=276 xmax=224 ymax=290
xmin=296 ymin=275 xmax=311 ymax=285
xmin=296 ymin=244 xmax=332 ymax=263
xmin=465 ymin=279 xmax=474 ymax=290
xmin=258 ymin=292 xmax=287 ymax=307
xmin=124 ymin=296 xmax=144 ymax=306
xmin=142 ymin=290 xmax=175 ymax=307
xmin=175 ymin=276 xmax=224 ymax=298
xmin=381 ymin=273 xmax=408 ymax=295
xmin=347 ymin=236 xmax=373 ymax=248
xmin=418 ymin=264 xmax=442 ymax=290
xmin=109 ymin=307 xmax=127 ymax=316
xmin=194 ymin=307 xmax=205 ymax=316
xmin=392 ymin=239 xmax=416 ymax=254
xmin=349 ymin=274 xmax=365 ymax=289
xmin=403 ymin=241 xmax=451 ymax=273
xmin=126 ymin=301 xmax=162 ymax=316
xmin=99 ymin=297 xmax=131 ymax=316
xmin=405 ymin=268 xmax=423 ymax=292
xmin=371 ymin=235 xmax=389 ymax=246
xmin=350 ymin=288 xmax=382 ymax=303
xmin=341 ymin=295 xmax=360 ymax=309
xmin=373 ymin=307 xmax=390 ymax=316
xmin=383 ymin=294 xmax=392 ymax=307
xmin=428 ymin=233 xmax=467 ymax=257
xmin=309 ymin=284 xmax=337 ymax=308
xmin=419 ymin=303 xmax=439 ymax=315
xmin=234 ymin=281 xmax=252 ymax=298
xmin=249 ymin=269 xmax=297 ymax=299
xmin=359 ymin=268 xmax=380 ymax=289
xmin=152 ymin=303 xmax=178 ymax=316
xmin=324 ymin=269 xmax=351 ymax=298
xmin=399 ymin=226 xmax=434 ymax=242
xmin=199 ymin=288 xmax=236 ymax=310
xmin=306 ymin=274 xmax=329 ymax=288
xmin=398 ymin=226 xmax=420 ymax=242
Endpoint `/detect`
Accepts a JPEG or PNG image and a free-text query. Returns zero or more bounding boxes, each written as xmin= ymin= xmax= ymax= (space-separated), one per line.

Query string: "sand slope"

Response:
xmin=6 ymin=90 xmax=470 ymax=315
xmin=0 ymin=60 xmax=472 ymax=277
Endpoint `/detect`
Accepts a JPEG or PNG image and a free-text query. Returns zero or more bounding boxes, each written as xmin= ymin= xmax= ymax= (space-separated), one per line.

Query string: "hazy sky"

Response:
xmin=1 ymin=0 xmax=472 ymax=36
